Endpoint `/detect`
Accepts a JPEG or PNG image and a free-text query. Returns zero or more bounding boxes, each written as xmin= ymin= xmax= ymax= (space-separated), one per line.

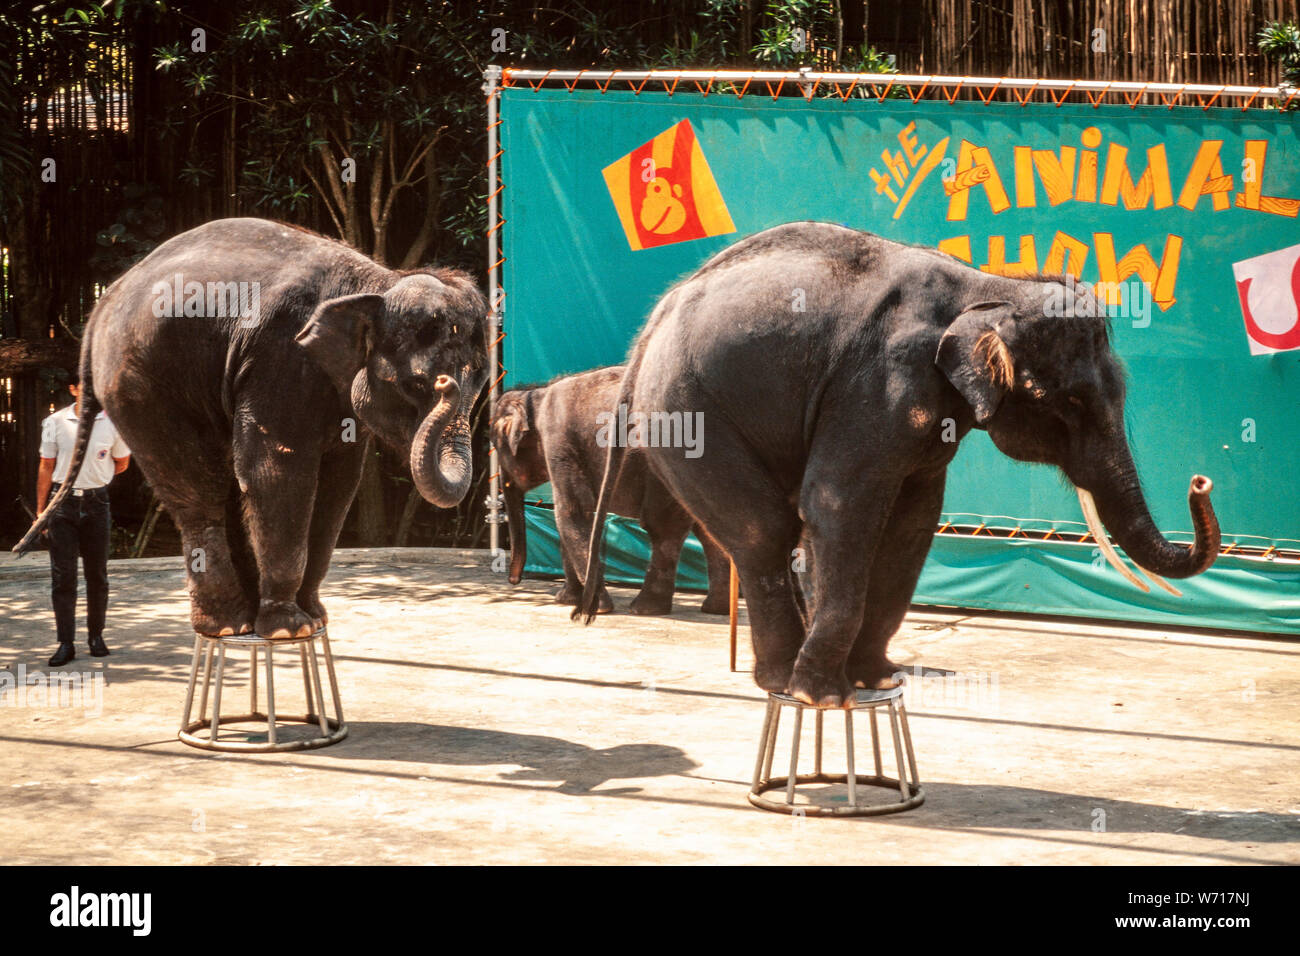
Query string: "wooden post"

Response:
xmin=728 ymin=559 xmax=739 ymax=671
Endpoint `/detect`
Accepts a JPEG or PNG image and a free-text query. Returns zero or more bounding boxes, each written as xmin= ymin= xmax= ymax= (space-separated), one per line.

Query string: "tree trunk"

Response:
xmin=352 ymin=444 xmax=388 ymax=547
xmin=394 ymin=484 xmax=422 ymax=546
xmin=0 ymin=337 xmax=79 ymax=375
xmin=130 ymin=492 xmax=164 ymax=558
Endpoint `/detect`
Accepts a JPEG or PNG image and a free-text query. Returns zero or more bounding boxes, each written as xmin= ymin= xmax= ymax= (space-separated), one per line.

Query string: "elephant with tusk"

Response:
xmin=577 ymin=222 xmax=1221 ymax=708
xmin=13 ymin=218 xmax=488 ymax=639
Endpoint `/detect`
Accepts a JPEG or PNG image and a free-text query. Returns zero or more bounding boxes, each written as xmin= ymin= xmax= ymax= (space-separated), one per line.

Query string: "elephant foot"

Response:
xmin=556 ymin=585 xmax=613 ymax=614
xmin=788 ymin=662 xmax=855 ymax=710
xmin=699 ymin=593 xmax=730 ymax=616
xmin=190 ymin=603 xmax=255 ymax=638
xmin=753 ymin=656 xmax=796 ymax=694
xmin=296 ymin=591 xmax=329 ymax=632
xmin=847 ymin=655 xmax=904 ymax=690
xmin=255 ymin=600 xmax=315 ymax=639
xmin=629 ymin=590 xmax=673 ymax=616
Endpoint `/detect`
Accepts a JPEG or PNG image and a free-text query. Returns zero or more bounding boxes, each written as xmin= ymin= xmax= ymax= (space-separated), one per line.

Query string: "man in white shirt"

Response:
xmin=37 ymin=381 xmax=131 ymax=666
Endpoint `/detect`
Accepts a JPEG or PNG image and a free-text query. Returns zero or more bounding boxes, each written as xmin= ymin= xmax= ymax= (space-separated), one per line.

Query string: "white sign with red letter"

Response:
xmin=1233 ymin=242 xmax=1300 ymax=356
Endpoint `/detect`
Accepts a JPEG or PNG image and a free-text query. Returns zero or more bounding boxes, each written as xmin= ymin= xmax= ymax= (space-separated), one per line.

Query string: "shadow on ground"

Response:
xmin=321 ymin=721 xmax=698 ymax=794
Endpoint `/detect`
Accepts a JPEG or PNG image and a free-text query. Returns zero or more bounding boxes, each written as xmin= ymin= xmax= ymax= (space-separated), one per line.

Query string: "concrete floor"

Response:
xmin=0 ymin=548 xmax=1296 ymax=865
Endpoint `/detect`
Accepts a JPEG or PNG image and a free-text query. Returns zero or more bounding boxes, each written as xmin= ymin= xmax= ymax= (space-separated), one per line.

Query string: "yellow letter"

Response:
xmin=1094 ymin=233 xmax=1183 ymax=310
xmin=1234 ymin=140 xmax=1300 ymax=217
xmin=1100 ymin=143 xmax=1174 ymax=209
xmin=980 ymin=235 xmax=1039 ymax=277
xmin=1031 ymin=146 xmax=1077 ymax=206
xmin=937 ymin=236 xmax=973 ymax=262
xmin=1043 ymin=231 xmax=1090 ymax=278
xmin=945 ymin=140 xmax=1011 ymax=221
xmin=1177 ymin=141 xmax=1233 ymax=212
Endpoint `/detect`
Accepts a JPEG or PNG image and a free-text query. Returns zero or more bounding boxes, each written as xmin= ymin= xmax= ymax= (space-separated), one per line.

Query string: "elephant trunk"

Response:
xmin=1079 ymin=443 xmax=1220 ymax=583
xmin=410 ymin=375 xmax=473 ymax=508
xmin=503 ymin=475 xmax=528 ymax=584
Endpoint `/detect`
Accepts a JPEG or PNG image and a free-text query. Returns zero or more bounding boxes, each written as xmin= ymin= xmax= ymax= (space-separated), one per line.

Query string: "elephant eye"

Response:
xmin=414 ymin=323 xmax=439 ymax=349
xmin=401 ymin=375 xmax=432 ymax=402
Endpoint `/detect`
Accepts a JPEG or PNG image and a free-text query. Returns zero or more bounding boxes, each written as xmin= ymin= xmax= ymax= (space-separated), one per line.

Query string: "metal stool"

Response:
xmin=749 ymin=685 xmax=923 ymax=816
xmin=179 ymin=627 xmax=347 ymax=752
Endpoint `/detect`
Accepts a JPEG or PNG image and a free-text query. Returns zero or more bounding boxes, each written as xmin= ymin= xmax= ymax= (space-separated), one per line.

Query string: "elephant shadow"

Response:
xmin=328 ymin=721 xmax=698 ymax=794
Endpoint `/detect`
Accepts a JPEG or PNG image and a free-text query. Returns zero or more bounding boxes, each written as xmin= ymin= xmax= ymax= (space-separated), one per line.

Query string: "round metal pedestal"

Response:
xmin=749 ymin=686 xmax=923 ymax=816
xmin=179 ymin=627 xmax=347 ymax=752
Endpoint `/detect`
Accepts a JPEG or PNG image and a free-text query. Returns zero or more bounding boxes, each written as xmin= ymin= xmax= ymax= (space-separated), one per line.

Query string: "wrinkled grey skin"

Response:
xmin=491 ymin=366 xmax=730 ymax=616
xmin=580 ymin=222 xmax=1219 ymax=708
xmin=15 ymin=218 xmax=488 ymax=639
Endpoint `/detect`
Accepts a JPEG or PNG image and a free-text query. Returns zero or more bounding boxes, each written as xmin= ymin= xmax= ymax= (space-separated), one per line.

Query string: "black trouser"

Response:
xmin=47 ymin=483 xmax=111 ymax=647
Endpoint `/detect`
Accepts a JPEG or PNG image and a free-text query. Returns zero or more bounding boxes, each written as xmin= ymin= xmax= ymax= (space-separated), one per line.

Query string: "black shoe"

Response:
xmin=88 ymin=635 xmax=110 ymax=657
xmin=48 ymin=644 xmax=76 ymax=667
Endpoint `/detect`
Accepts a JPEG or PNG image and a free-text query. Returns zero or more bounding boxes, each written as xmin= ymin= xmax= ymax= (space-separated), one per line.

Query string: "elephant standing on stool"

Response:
xmin=491 ymin=366 xmax=730 ymax=616
xmin=15 ymin=218 xmax=488 ymax=639
xmin=579 ymin=222 xmax=1220 ymax=708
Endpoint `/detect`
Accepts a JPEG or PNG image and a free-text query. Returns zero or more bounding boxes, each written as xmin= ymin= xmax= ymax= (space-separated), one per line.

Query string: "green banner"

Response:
xmin=501 ymin=86 xmax=1300 ymax=634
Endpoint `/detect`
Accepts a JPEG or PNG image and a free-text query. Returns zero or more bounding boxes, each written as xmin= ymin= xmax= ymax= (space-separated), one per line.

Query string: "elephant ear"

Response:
xmin=295 ymin=293 xmax=386 ymax=393
xmin=492 ymin=397 xmax=531 ymax=456
xmin=935 ymin=300 xmax=1017 ymax=426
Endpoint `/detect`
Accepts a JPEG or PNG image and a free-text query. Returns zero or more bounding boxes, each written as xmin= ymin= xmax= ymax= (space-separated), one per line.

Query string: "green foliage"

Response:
xmin=752 ymin=0 xmax=834 ymax=66
xmin=1259 ymin=21 xmax=1300 ymax=87
xmin=155 ymin=1 xmax=482 ymax=262
xmin=89 ymin=184 xmax=167 ymax=284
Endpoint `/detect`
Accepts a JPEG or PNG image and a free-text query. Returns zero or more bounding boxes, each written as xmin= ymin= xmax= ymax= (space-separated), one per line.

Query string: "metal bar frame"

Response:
xmin=495 ymin=67 xmax=1291 ymax=105
xmin=480 ymin=63 xmax=1291 ymax=542
xmin=484 ymin=64 xmax=504 ymax=557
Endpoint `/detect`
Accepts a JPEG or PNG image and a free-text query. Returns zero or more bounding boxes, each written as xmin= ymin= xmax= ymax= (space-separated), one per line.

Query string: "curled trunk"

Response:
xmin=1087 ymin=448 xmax=1220 ymax=579
xmin=410 ymin=375 xmax=472 ymax=508
xmin=503 ymin=476 xmax=528 ymax=584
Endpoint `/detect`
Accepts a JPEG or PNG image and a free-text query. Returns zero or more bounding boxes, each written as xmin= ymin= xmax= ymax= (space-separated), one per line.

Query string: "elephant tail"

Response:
xmin=503 ymin=474 xmax=528 ymax=584
xmin=12 ymin=319 xmax=101 ymax=555
xmin=574 ymin=366 xmax=639 ymax=625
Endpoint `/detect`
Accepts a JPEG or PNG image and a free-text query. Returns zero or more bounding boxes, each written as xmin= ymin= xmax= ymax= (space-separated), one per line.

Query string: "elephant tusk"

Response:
xmin=1077 ymin=487 xmax=1149 ymax=593
xmin=1133 ymin=563 xmax=1183 ymax=597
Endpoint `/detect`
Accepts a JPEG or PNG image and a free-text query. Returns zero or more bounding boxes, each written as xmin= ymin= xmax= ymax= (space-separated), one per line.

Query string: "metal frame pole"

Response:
xmin=484 ymin=65 xmax=504 ymax=558
xmin=493 ymin=67 xmax=1292 ymax=105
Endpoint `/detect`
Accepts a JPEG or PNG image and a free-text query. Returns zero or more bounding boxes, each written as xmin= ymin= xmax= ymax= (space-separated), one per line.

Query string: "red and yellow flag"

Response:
xmin=602 ymin=120 xmax=735 ymax=251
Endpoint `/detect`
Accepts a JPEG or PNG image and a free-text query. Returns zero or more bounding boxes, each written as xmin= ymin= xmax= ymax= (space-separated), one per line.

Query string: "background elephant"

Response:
xmin=15 ymin=218 xmax=488 ymax=638
xmin=491 ymin=365 xmax=730 ymax=616
xmin=580 ymin=222 xmax=1220 ymax=708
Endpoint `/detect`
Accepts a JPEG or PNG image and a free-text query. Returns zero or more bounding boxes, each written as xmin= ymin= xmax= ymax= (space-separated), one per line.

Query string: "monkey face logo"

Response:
xmin=603 ymin=120 xmax=735 ymax=251
xmin=640 ymin=172 xmax=687 ymax=235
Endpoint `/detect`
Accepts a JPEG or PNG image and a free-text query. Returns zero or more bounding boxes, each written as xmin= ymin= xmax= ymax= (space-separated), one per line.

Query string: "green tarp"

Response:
xmin=501 ymin=86 xmax=1300 ymax=634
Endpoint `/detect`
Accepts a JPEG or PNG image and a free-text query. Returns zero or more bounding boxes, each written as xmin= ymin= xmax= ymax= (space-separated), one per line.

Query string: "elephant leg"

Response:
xmin=791 ymin=457 xmax=901 ymax=709
xmin=846 ymin=468 xmax=947 ymax=689
xmin=629 ymin=486 xmax=692 ymax=617
xmin=695 ymin=523 xmax=732 ymax=616
xmin=296 ymin=443 xmax=367 ymax=630
xmin=233 ymin=429 xmax=319 ymax=639
xmin=643 ymin=426 xmax=804 ymax=691
xmin=225 ymin=483 xmax=261 ymax=616
xmin=554 ymin=540 xmax=585 ymax=606
xmin=175 ymin=510 xmax=256 ymax=637
xmin=551 ymin=463 xmax=614 ymax=613
xmin=132 ymin=442 xmax=254 ymax=637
